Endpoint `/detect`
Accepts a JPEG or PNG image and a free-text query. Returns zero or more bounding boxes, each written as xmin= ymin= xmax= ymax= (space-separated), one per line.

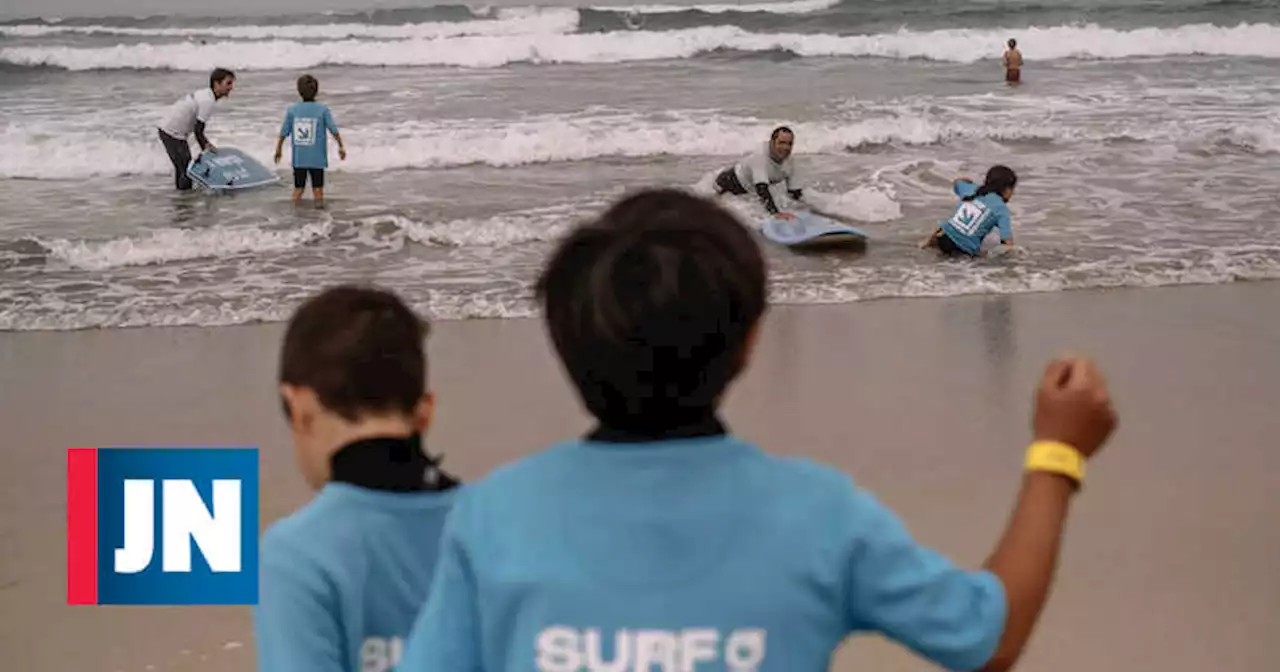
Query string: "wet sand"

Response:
xmin=2 ymin=281 xmax=1278 ymax=672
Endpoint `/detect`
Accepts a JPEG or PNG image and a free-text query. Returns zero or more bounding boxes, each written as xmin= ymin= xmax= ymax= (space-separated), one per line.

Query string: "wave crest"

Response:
xmin=4 ymin=23 xmax=1280 ymax=71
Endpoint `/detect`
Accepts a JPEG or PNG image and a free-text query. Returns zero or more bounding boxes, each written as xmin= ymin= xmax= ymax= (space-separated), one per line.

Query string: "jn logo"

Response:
xmin=67 ymin=448 xmax=259 ymax=605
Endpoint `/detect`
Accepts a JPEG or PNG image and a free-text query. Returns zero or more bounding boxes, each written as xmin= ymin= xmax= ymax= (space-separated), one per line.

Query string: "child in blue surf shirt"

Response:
xmin=922 ymin=165 xmax=1018 ymax=257
xmin=398 ymin=188 xmax=1119 ymax=672
xmin=274 ymin=74 xmax=346 ymax=202
xmin=253 ymin=284 xmax=461 ymax=672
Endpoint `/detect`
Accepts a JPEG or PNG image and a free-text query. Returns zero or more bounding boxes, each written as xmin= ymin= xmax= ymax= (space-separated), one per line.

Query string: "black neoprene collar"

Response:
xmin=586 ymin=413 xmax=727 ymax=443
xmin=329 ymin=434 xmax=460 ymax=492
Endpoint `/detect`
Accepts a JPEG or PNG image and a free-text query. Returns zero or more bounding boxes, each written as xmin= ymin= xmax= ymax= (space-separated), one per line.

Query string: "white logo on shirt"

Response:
xmin=293 ymin=118 xmax=318 ymax=147
xmin=361 ymin=636 xmax=403 ymax=672
xmin=536 ymin=626 xmax=766 ymax=672
xmin=948 ymin=200 xmax=990 ymax=236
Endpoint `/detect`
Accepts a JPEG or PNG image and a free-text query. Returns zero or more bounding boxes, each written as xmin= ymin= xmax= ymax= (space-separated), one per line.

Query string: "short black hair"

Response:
xmin=210 ymin=67 xmax=235 ymax=88
xmin=297 ymin=74 xmax=318 ymax=102
xmin=278 ymin=285 xmax=429 ymax=422
xmin=535 ymin=188 xmax=767 ymax=430
xmin=771 ymin=125 xmax=794 ymax=141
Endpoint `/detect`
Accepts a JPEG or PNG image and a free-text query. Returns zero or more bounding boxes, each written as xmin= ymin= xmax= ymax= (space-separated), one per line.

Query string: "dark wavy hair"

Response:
xmin=964 ymin=165 xmax=1018 ymax=203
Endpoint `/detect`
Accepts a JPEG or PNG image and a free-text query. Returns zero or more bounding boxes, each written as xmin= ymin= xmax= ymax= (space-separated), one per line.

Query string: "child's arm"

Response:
xmin=275 ymin=111 xmax=292 ymax=165
xmin=844 ymin=357 xmax=1116 ymax=672
xmin=996 ymin=208 xmax=1014 ymax=248
xmin=332 ymin=131 xmax=346 ymax=161
xmin=325 ymin=108 xmax=346 ymax=160
xmin=971 ymin=357 xmax=1114 ymax=671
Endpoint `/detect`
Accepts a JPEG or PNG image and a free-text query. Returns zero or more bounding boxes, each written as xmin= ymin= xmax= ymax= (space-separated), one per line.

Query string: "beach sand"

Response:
xmin=2 ymin=281 xmax=1278 ymax=672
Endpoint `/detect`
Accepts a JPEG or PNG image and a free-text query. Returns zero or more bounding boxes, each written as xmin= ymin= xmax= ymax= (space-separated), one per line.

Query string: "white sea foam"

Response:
xmin=22 ymin=203 xmax=596 ymax=272
xmin=5 ymin=23 xmax=1280 ymax=71
xmin=590 ymin=0 xmax=841 ymax=14
xmin=3 ymin=109 xmax=1273 ymax=181
xmin=4 ymin=244 xmax=1278 ymax=331
xmin=37 ymin=219 xmax=334 ymax=271
xmin=0 ymin=8 xmax=579 ymax=40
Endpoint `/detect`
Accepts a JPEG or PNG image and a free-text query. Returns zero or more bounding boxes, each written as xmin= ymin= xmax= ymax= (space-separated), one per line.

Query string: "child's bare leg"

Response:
xmin=292 ymin=188 xmax=304 ymax=202
xmin=313 ymin=188 xmax=324 ymax=201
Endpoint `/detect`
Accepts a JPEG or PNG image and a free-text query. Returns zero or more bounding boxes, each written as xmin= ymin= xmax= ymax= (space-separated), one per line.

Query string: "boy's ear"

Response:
xmin=413 ymin=393 xmax=436 ymax=434
xmin=279 ymin=384 xmax=318 ymax=431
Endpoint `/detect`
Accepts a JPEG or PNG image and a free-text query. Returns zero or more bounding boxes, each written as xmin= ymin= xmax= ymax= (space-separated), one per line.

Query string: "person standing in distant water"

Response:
xmin=1004 ymin=38 xmax=1023 ymax=84
xmin=275 ymin=74 xmax=346 ymax=202
xmin=713 ymin=125 xmax=808 ymax=220
xmin=157 ymin=67 xmax=235 ymax=190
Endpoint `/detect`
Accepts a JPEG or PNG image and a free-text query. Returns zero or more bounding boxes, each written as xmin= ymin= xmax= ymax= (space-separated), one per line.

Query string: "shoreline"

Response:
xmin=6 ymin=275 xmax=1280 ymax=334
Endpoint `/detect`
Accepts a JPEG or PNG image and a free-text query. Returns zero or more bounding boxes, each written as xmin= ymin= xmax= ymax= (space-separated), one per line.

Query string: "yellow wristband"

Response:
xmin=1024 ymin=440 xmax=1086 ymax=487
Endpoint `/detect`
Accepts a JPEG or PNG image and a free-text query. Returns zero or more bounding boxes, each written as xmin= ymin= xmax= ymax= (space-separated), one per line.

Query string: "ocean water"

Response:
xmin=1 ymin=0 xmax=1279 ymax=331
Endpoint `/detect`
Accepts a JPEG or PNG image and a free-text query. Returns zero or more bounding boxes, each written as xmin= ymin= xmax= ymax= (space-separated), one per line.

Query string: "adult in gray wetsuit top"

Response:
xmin=713 ymin=125 xmax=807 ymax=219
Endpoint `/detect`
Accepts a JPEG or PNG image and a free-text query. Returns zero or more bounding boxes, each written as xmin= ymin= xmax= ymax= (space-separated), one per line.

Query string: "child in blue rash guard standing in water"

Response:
xmin=397 ymin=187 xmax=1119 ymax=672
xmin=253 ymin=285 xmax=461 ymax=672
xmin=275 ymin=74 xmax=346 ymax=202
xmin=922 ymin=165 xmax=1018 ymax=257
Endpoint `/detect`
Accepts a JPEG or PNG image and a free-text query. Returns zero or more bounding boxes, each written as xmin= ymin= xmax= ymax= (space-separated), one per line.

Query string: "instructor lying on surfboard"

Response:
xmin=713 ymin=126 xmax=808 ymax=220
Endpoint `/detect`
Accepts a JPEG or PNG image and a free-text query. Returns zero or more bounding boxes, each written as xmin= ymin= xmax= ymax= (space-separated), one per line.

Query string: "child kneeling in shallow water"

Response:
xmin=922 ymin=165 xmax=1018 ymax=257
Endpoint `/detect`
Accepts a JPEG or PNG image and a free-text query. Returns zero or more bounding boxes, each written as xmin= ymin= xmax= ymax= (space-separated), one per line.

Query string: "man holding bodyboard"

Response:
xmin=157 ymin=68 xmax=235 ymax=191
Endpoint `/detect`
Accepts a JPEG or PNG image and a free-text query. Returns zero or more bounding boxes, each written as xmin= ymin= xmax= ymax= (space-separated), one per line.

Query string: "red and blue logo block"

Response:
xmin=67 ymin=447 xmax=259 ymax=605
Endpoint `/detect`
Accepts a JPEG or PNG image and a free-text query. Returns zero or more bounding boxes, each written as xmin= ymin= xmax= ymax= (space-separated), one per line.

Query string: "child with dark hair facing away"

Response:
xmin=275 ymin=74 xmax=346 ymax=202
xmin=923 ymin=165 xmax=1019 ymax=257
xmin=253 ymin=285 xmax=460 ymax=672
xmin=398 ymin=188 xmax=1118 ymax=672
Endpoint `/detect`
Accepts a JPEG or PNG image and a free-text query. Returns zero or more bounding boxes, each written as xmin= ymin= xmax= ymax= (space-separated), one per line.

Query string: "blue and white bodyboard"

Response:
xmin=760 ymin=210 xmax=868 ymax=248
xmin=187 ymin=148 xmax=280 ymax=191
